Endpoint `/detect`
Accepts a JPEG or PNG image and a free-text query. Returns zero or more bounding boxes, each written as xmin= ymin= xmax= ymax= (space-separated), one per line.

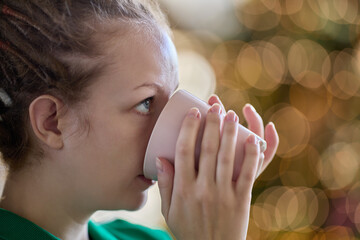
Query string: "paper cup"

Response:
xmin=143 ymin=89 xmax=266 ymax=180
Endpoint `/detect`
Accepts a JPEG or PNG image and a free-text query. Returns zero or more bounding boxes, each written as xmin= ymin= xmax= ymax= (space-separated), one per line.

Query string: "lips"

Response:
xmin=138 ymin=175 xmax=156 ymax=186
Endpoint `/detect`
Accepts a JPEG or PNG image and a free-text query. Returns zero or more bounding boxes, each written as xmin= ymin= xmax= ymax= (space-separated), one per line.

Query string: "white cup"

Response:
xmin=143 ymin=89 xmax=266 ymax=180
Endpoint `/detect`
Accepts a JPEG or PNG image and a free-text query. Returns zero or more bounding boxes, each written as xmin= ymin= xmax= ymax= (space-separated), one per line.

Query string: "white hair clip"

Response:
xmin=0 ymin=88 xmax=12 ymax=121
xmin=0 ymin=88 xmax=12 ymax=108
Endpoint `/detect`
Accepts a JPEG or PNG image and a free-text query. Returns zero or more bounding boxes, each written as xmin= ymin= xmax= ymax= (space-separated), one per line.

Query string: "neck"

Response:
xmin=0 ymin=166 xmax=92 ymax=240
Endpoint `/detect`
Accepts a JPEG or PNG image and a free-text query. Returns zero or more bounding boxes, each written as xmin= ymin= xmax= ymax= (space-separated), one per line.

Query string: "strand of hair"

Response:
xmin=0 ymin=61 xmax=13 ymax=86
xmin=0 ymin=40 xmax=49 ymax=84
xmin=1 ymin=4 xmax=57 ymax=43
xmin=7 ymin=18 xmax=29 ymax=38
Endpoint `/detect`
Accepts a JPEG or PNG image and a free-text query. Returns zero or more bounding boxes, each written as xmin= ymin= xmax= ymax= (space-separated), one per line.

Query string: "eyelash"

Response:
xmin=135 ymin=97 xmax=154 ymax=116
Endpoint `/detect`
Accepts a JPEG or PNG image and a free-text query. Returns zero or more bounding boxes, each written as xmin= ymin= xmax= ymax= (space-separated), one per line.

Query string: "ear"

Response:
xmin=29 ymin=95 xmax=65 ymax=149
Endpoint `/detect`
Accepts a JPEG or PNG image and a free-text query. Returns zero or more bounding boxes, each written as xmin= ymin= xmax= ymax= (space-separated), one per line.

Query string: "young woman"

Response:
xmin=0 ymin=1 xmax=279 ymax=239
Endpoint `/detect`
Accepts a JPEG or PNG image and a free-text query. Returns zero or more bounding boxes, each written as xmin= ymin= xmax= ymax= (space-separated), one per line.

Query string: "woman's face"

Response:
xmin=58 ymin=25 xmax=179 ymax=211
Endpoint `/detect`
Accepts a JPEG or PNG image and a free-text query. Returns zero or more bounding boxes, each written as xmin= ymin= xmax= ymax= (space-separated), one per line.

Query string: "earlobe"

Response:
xmin=29 ymin=95 xmax=65 ymax=149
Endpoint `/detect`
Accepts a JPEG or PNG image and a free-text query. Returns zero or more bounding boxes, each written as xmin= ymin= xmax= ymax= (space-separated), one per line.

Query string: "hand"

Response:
xmin=208 ymin=94 xmax=279 ymax=177
xmin=157 ymin=104 xmax=262 ymax=240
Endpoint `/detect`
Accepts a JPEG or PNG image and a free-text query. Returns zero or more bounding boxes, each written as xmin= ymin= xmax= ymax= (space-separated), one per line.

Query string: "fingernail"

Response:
xmin=209 ymin=103 xmax=221 ymax=114
xmin=156 ymin=157 xmax=163 ymax=173
xmin=187 ymin=108 xmax=200 ymax=119
xmin=245 ymin=103 xmax=256 ymax=112
xmin=268 ymin=122 xmax=275 ymax=129
xmin=247 ymin=134 xmax=256 ymax=144
xmin=225 ymin=110 xmax=238 ymax=122
xmin=209 ymin=94 xmax=219 ymax=101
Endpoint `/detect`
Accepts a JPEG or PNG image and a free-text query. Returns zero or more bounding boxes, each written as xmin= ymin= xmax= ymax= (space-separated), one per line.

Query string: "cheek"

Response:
xmin=88 ymin=116 xmax=155 ymax=160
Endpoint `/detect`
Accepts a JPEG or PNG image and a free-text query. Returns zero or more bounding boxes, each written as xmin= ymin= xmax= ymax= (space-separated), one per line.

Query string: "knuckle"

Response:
xmin=201 ymin=140 xmax=218 ymax=155
xmin=244 ymin=171 xmax=255 ymax=183
xmin=219 ymin=155 xmax=233 ymax=165
xmin=176 ymin=141 xmax=192 ymax=157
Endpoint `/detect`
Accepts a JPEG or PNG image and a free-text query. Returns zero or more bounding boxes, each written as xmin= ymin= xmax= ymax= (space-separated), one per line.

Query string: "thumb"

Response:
xmin=156 ymin=157 xmax=174 ymax=220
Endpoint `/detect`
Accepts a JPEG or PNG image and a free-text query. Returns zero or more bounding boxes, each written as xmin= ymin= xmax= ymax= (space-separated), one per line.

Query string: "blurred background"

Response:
xmin=1 ymin=0 xmax=360 ymax=239
xmin=157 ymin=0 xmax=360 ymax=239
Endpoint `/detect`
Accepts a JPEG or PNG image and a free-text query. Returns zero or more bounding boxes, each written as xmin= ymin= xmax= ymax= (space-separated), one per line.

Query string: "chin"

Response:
xmin=115 ymin=189 xmax=149 ymax=211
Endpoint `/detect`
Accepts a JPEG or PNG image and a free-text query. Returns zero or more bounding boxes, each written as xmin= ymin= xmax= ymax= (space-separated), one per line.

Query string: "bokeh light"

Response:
xmin=289 ymin=84 xmax=332 ymax=121
xmin=236 ymin=41 xmax=285 ymax=92
xmin=234 ymin=0 xmax=281 ymax=31
xmin=327 ymin=50 xmax=360 ymax=100
xmin=268 ymin=105 xmax=310 ymax=158
xmin=177 ymin=50 xmax=216 ymax=100
xmin=210 ymin=40 xmax=250 ymax=91
xmin=317 ymin=143 xmax=359 ymax=191
xmin=261 ymin=0 xmax=304 ymax=15
xmin=251 ymin=186 xmax=330 ymax=234
xmin=287 ymin=39 xmax=330 ymax=89
xmin=160 ymin=0 xmax=360 ymax=237
xmin=289 ymin=0 xmax=327 ymax=32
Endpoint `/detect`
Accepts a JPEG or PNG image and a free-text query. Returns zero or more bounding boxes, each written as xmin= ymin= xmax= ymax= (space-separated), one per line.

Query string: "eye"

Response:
xmin=135 ymin=97 xmax=154 ymax=115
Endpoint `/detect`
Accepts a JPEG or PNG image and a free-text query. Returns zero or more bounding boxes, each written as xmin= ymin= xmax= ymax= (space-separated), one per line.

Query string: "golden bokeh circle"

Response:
xmin=309 ymin=0 xmax=359 ymax=24
xmin=327 ymin=50 xmax=360 ymax=100
xmin=251 ymin=203 xmax=278 ymax=231
xmin=236 ymin=41 xmax=285 ymax=92
xmin=330 ymin=97 xmax=360 ymax=121
xmin=261 ymin=0 xmax=304 ymax=15
xmin=268 ymin=105 xmax=311 ymax=158
xmin=210 ymin=40 xmax=251 ymax=91
xmin=287 ymin=39 xmax=330 ymax=89
xmin=317 ymin=142 xmax=360 ymax=191
xmin=235 ymin=2 xmax=281 ymax=31
xmin=289 ymin=0 xmax=327 ymax=32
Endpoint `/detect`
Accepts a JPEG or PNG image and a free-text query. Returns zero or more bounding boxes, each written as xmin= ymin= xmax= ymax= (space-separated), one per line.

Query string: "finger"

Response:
xmin=216 ymin=110 xmax=238 ymax=186
xmin=259 ymin=122 xmax=279 ymax=175
xmin=198 ymin=104 xmax=222 ymax=185
xmin=255 ymin=153 xmax=264 ymax=179
xmin=236 ymin=134 xmax=260 ymax=196
xmin=156 ymin=157 xmax=175 ymax=220
xmin=208 ymin=94 xmax=226 ymax=114
xmin=174 ymin=108 xmax=201 ymax=185
xmin=242 ymin=104 xmax=264 ymax=138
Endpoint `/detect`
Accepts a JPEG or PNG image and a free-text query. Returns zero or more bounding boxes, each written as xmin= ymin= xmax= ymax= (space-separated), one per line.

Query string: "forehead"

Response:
xmin=97 ymin=22 xmax=178 ymax=94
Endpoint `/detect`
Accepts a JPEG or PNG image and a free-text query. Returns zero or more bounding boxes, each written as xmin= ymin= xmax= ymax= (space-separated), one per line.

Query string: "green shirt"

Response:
xmin=0 ymin=208 xmax=172 ymax=240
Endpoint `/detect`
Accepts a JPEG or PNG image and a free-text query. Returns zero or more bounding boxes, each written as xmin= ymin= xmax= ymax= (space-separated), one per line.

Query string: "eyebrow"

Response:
xmin=134 ymin=82 xmax=163 ymax=91
xmin=134 ymin=82 xmax=179 ymax=92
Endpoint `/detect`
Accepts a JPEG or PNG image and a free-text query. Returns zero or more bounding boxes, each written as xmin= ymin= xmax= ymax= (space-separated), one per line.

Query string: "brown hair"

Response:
xmin=0 ymin=0 xmax=170 ymax=171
